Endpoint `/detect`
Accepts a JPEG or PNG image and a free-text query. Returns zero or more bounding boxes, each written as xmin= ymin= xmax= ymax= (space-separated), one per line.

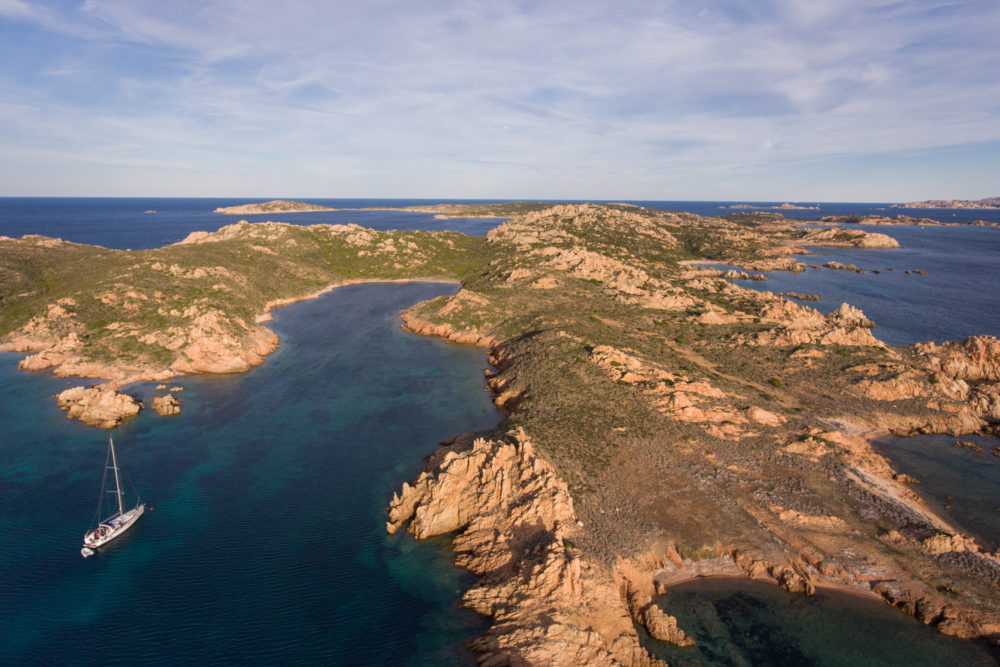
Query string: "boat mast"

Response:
xmin=110 ymin=435 xmax=124 ymax=517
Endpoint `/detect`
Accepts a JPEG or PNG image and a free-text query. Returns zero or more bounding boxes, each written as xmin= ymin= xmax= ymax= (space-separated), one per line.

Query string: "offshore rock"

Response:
xmin=151 ymin=394 xmax=181 ymax=416
xmin=56 ymin=385 xmax=142 ymax=429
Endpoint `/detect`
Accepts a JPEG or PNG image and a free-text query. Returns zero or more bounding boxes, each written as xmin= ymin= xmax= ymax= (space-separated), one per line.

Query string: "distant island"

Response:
xmin=214 ymin=200 xmax=335 ymax=214
xmin=727 ymin=203 xmax=820 ymax=210
xmin=893 ymin=197 xmax=1000 ymax=209
xmin=2 ymin=203 xmax=999 ymax=663
xmin=818 ymin=214 xmax=999 ymax=228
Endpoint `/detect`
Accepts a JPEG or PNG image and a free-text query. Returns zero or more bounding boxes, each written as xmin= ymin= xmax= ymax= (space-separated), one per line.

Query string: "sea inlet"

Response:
xmin=0 ymin=282 xmax=499 ymax=665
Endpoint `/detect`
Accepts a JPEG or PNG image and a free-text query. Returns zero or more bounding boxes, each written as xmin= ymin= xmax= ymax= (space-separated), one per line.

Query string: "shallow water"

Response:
xmin=650 ymin=578 xmax=998 ymax=666
xmin=873 ymin=434 xmax=1000 ymax=553
xmin=0 ymin=282 xmax=499 ymax=664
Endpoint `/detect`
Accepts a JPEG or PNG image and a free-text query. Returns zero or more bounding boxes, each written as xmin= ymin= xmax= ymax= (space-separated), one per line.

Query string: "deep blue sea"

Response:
xmin=715 ymin=223 xmax=1000 ymax=346
xmin=3 ymin=197 xmax=997 ymax=251
xmin=2 ymin=198 xmax=998 ymax=664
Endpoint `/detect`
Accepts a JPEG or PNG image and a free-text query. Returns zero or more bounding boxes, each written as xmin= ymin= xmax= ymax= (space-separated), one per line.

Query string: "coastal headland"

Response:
xmin=2 ymin=203 xmax=999 ymax=663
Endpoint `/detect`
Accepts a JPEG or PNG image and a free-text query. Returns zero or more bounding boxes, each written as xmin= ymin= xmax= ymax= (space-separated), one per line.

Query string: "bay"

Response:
xmin=649 ymin=578 xmax=997 ymax=666
xmin=0 ymin=282 xmax=499 ymax=665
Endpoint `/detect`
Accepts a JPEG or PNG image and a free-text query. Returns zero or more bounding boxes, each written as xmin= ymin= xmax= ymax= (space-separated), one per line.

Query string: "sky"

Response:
xmin=0 ymin=0 xmax=998 ymax=201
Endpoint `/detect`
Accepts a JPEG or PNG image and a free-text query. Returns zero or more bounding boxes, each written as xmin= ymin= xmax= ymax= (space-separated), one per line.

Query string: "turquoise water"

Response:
xmin=0 ymin=282 xmax=499 ymax=664
xmin=651 ymin=578 xmax=998 ymax=666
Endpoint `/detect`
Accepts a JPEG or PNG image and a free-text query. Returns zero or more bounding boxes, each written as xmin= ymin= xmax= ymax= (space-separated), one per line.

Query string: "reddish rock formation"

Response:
xmin=739 ymin=300 xmax=884 ymax=347
xmin=56 ymin=385 xmax=142 ymax=429
xmin=387 ymin=431 xmax=666 ymax=666
xmin=915 ymin=335 xmax=1000 ymax=383
xmin=399 ymin=310 xmax=496 ymax=348
xmin=151 ymin=394 xmax=181 ymax=416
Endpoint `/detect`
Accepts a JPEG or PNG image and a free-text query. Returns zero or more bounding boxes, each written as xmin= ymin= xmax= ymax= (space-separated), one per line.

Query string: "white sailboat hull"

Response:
xmin=83 ymin=503 xmax=145 ymax=549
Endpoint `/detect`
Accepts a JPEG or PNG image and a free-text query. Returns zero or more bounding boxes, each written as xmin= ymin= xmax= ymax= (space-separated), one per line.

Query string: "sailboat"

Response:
xmin=81 ymin=435 xmax=145 ymax=557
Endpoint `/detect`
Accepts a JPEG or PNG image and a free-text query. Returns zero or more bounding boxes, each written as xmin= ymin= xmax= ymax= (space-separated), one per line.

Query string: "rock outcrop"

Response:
xmin=387 ymin=431 xmax=665 ymax=666
xmin=622 ymin=578 xmax=694 ymax=646
xmin=56 ymin=385 xmax=142 ymax=428
xmin=798 ymin=227 xmax=900 ymax=249
xmin=151 ymin=394 xmax=181 ymax=416
xmin=169 ymin=312 xmax=279 ymax=374
xmin=399 ymin=310 xmax=496 ymax=348
xmin=911 ymin=335 xmax=1000 ymax=432
xmin=740 ymin=300 xmax=884 ymax=347
xmin=914 ymin=335 xmax=1000 ymax=383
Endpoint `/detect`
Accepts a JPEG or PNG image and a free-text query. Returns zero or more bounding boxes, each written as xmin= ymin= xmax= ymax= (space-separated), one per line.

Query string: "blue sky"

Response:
xmin=0 ymin=0 xmax=997 ymax=200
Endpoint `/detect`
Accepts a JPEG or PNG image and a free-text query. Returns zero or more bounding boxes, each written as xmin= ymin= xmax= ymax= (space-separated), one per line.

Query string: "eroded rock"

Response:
xmin=56 ymin=385 xmax=142 ymax=429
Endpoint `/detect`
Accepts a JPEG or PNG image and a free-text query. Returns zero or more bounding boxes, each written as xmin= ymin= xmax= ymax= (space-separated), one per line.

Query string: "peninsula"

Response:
xmin=214 ymin=200 xmax=335 ymax=214
xmin=1 ymin=204 xmax=998 ymax=664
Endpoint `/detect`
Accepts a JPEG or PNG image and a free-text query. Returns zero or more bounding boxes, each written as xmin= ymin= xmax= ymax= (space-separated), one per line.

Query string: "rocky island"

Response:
xmin=2 ymin=204 xmax=998 ymax=663
xmin=214 ymin=200 xmax=335 ymax=214
xmin=893 ymin=197 xmax=1000 ymax=209
xmin=818 ymin=213 xmax=1000 ymax=229
xmin=727 ymin=203 xmax=819 ymax=210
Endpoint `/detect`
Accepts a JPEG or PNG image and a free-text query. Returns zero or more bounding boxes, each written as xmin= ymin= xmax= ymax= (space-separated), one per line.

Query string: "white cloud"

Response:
xmin=0 ymin=0 xmax=997 ymax=198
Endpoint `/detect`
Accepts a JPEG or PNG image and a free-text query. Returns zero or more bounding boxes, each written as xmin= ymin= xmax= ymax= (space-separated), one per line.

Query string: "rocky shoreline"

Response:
xmin=3 ymin=203 xmax=999 ymax=662
xmin=384 ymin=204 xmax=999 ymax=662
xmin=390 ymin=314 xmax=1000 ymax=664
xmin=0 ymin=219 xmax=475 ymax=428
xmin=0 ymin=278 xmax=462 ymax=429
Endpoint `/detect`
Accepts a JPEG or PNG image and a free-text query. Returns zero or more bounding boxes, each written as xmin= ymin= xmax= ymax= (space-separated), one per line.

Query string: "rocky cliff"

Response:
xmin=388 ymin=430 xmax=674 ymax=666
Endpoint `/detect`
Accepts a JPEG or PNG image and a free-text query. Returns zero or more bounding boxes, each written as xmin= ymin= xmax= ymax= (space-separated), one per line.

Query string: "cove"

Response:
xmin=647 ymin=577 xmax=998 ymax=666
xmin=0 ymin=281 xmax=500 ymax=665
